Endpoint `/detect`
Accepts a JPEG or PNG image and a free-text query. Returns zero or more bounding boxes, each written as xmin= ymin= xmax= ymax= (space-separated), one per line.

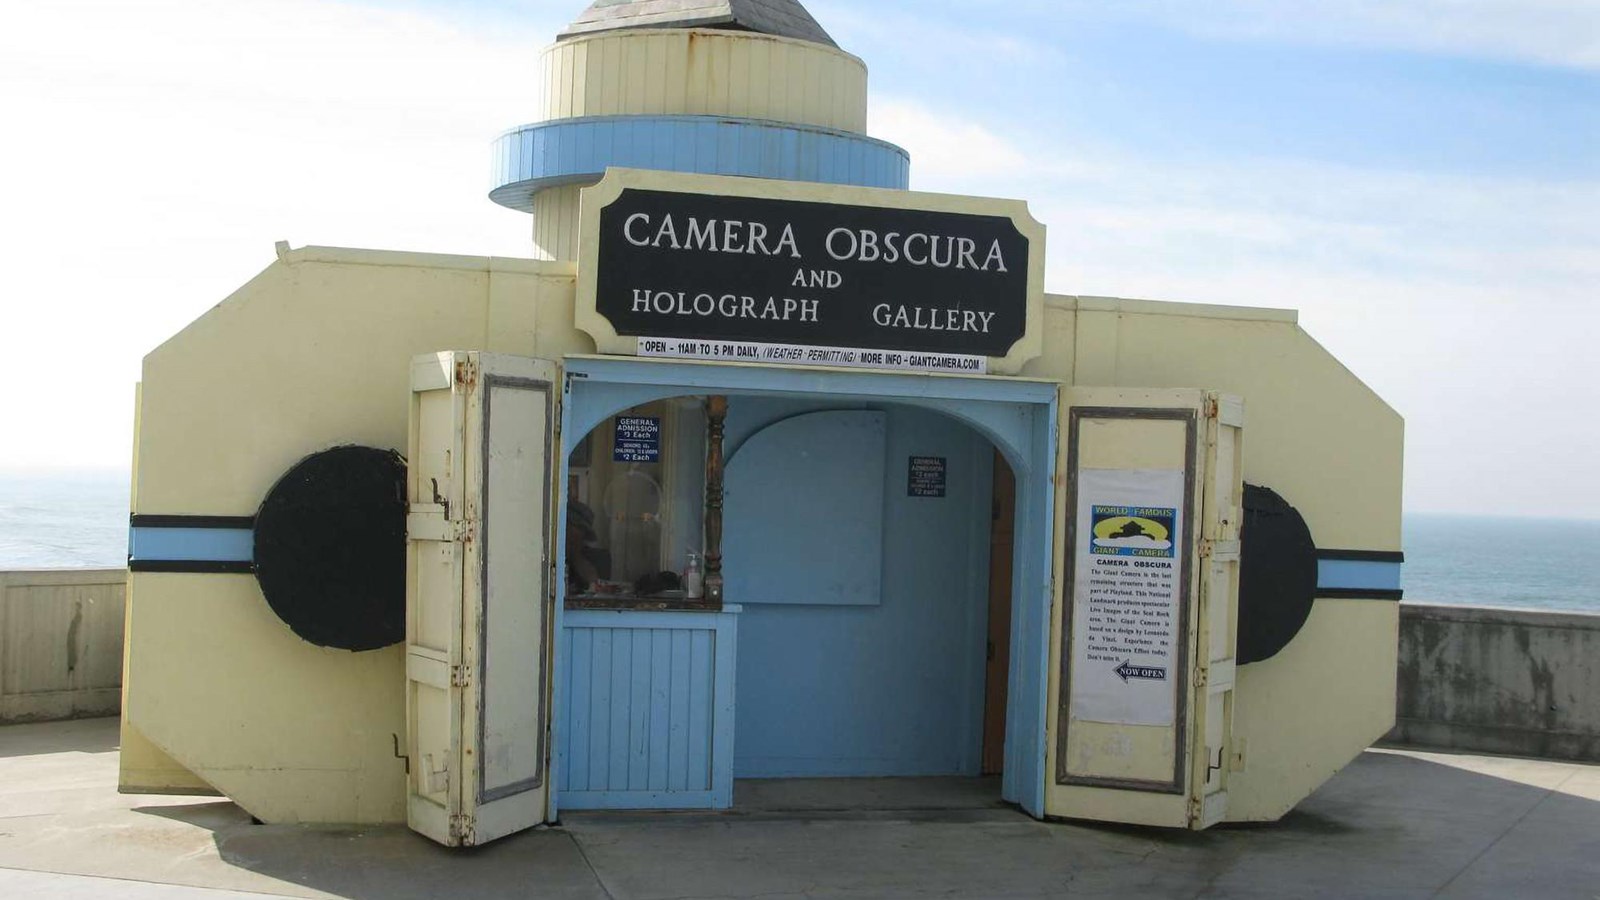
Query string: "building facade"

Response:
xmin=120 ymin=0 xmax=1403 ymax=846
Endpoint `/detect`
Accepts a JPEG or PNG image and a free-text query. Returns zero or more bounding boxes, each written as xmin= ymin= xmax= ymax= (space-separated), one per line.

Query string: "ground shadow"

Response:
xmin=132 ymin=802 xmax=607 ymax=900
xmin=122 ymin=753 xmax=1600 ymax=900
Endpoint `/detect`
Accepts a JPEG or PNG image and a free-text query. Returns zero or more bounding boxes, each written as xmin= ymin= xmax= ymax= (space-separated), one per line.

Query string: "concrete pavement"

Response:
xmin=1 ymin=718 xmax=1597 ymax=899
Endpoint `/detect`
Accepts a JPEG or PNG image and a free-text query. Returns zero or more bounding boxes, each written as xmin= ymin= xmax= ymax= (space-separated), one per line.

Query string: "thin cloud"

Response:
xmin=867 ymin=103 xmax=1598 ymax=514
xmin=0 ymin=0 xmax=553 ymax=467
xmin=814 ymin=2 xmax=1061 ymax=66
xmin=870 ymin=99 xmax=1030 ymax=181
xmin=1054 ymin=0 xmax=1600 ymax=70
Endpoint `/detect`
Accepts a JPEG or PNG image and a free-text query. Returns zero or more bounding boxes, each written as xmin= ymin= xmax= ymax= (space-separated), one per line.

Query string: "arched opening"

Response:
xmin=555 ymin=358 xmax=1056 ymax=815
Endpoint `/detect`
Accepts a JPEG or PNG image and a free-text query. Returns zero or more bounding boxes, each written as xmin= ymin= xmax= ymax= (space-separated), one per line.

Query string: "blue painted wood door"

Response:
xmin=727 ymin=400 xmax=994 ymax=778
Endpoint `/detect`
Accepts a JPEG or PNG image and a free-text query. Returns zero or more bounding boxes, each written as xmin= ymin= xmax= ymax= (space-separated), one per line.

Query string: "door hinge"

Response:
xmin=450 ymin=664 xmax=473 ymax=687
xmin=454 ymin=358 xmax=479 ymax=388
xmin=449 ymin=813 xmax=474 ymax=843
xmin=1205 ymin=393 xmax=1245 ymax=428
xmin=1198 ymin=538 xmax=1240 ymax=561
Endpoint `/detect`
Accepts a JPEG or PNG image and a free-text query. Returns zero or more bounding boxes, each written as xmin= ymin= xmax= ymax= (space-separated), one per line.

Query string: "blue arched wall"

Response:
xmin=721 ymin=397 xmax=995 ymax=777
xmin=558 ymin=357 xmax=1058 ymax=814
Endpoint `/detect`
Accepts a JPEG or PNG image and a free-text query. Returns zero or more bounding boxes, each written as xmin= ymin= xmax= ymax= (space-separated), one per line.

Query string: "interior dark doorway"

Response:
xmin=982 ymin=450 xmax=1016 ymax=775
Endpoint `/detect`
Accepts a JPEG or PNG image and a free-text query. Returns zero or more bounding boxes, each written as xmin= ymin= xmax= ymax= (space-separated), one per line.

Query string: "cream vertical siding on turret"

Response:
xmin=531 ymin=185 xmax=582 ymax=261
xmin=537 ymin=30 xmax=868 ymax=133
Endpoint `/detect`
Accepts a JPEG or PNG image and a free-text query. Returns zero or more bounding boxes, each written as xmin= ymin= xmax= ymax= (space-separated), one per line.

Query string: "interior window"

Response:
xmin=566 ymin=399 xmax=705 ymax=603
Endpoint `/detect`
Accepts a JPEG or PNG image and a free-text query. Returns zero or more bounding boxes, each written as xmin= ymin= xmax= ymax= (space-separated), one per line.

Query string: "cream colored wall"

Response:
xmin=1038 ymin=293 xmax=1402 ymax=822
xmin=120 ymin=719 xmax=216 ymax=795
xmin=538 ymin=29 xmax=869 ymax=133
xmin=126 ymin=255 xmax=1398 ymax=825
xmin=123 ymin=247 xmax=588 ymax=824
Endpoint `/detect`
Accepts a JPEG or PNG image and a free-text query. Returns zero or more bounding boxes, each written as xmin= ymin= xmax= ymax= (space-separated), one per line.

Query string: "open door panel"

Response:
xmin=1047 ymin=387 xmax=1242 ymax=829
xmin=405 ymin=351 xmax=560 ymax=846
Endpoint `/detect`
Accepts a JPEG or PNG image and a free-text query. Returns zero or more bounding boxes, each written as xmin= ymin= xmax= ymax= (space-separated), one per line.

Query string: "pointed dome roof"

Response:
xmin=559 ymin=0 xmax=837 ymax=48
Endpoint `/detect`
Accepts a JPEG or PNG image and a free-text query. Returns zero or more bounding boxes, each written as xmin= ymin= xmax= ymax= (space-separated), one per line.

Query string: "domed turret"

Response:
xmin=560 ymin=0 xmax=837 ymax=48
xmin=490 ymin=0 xmax=908 ymax=260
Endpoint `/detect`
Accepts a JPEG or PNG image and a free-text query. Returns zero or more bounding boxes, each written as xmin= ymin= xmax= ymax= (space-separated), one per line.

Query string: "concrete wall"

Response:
xmin=1390 ymin=603 xmax=1600 ymax=762
xmin=0 ymin=569 xmax=125 ymax=723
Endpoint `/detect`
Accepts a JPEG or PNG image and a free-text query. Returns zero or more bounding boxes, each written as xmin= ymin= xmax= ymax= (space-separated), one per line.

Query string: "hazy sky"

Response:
xmin=1 ymin=0 xmax=1595 ymax=517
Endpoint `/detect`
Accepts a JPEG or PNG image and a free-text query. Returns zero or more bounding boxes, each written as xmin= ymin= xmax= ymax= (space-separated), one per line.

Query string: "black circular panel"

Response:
xmin=253 ymin=446 xmax=407 ymax=651
xmin=1238 ymin=483 xmax=1317 ymax=664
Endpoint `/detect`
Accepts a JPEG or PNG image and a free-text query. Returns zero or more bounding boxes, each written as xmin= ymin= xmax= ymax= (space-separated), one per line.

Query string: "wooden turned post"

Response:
xmin=703 ymin=395 xmax=727 ymax=606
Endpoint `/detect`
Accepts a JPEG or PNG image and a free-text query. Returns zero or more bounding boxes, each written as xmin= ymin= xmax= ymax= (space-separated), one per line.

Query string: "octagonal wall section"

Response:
xmin=123 ymin=247 xmax=587 ymax=823
xmin=1033 ymin=296 xmax=1402 ymax=823
xmin=537 ymin=29 xmax=869 ymax=133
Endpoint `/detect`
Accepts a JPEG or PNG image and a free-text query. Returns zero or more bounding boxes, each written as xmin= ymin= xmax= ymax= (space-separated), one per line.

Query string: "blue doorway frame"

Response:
xmin=555 ymin=355 xmax=1059 ymax=817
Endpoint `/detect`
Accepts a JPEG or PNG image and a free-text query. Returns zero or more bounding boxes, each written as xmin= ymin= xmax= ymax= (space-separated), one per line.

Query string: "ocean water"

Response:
xmin=0 ymin=470 xmax=131 ymax=569
xmin=0 ymin=470 xmax=1596 ymax=613
xmin=1402 ymin=514 xmax=1600 ymax=613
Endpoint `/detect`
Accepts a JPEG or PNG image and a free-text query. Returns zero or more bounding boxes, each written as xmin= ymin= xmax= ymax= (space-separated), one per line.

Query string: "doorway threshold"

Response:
xmin=734 ymin=776 xmax=1005 ymax=813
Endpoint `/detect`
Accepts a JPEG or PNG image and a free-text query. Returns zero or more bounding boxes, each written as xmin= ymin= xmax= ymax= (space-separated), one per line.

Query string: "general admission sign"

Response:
xmin=575 ymin=169 xmax=1046 ymax=375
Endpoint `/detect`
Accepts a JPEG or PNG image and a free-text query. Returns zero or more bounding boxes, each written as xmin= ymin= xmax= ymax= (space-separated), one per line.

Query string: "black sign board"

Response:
xmin=613 ymin=416 xmax=660 ymax=463
xmin=593 ymin=188 xmax=1031 ymax=358
xmin=908 ymin=456 xmax=947 ymax=498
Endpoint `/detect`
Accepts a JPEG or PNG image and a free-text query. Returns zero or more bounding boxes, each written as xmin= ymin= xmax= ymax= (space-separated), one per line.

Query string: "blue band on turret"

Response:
xmin=489 ymin=115 xmax=911 ymax=212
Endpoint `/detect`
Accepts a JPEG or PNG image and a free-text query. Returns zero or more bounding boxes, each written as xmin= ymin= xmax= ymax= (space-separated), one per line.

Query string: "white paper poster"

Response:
xmin=1069 ymin=468 xmax=1186 ymax=727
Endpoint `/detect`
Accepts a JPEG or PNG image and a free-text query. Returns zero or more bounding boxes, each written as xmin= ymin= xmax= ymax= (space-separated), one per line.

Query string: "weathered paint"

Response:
xmin=1392 ymin=603 xmax=1600 ymax=762
xmin=490 ymin=116 xmax=909 ymax=212
xmin=0 ymin=569 xmax=126 ymax=724
xmin=537 ymin=29 xmax=869 ymax=133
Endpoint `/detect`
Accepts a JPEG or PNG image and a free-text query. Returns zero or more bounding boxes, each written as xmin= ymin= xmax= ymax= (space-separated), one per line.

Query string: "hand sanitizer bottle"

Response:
xmin=684 ymin=551 xmax=704 ymax=600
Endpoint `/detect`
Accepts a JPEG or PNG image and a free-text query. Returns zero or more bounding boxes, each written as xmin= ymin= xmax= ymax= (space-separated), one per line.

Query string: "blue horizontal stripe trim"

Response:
xmin=489 ymin=115 xmax=911 ymax=212
xmin=129 ymin=526 xmax=253 ymax=563
xmin=1317 ymin=558 xmax=1402 ymax=592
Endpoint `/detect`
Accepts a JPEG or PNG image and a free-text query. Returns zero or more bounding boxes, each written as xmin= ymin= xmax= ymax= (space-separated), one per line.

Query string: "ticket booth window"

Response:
xmin=567 ymin=399 xmax=706 ymax=603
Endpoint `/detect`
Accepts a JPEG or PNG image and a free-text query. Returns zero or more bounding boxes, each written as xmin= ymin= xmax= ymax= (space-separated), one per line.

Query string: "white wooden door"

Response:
xmin=405 ymin=351 xmax=559 ymax=846
xmin=1047 ymin=387 xmax=1243 ymax=829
